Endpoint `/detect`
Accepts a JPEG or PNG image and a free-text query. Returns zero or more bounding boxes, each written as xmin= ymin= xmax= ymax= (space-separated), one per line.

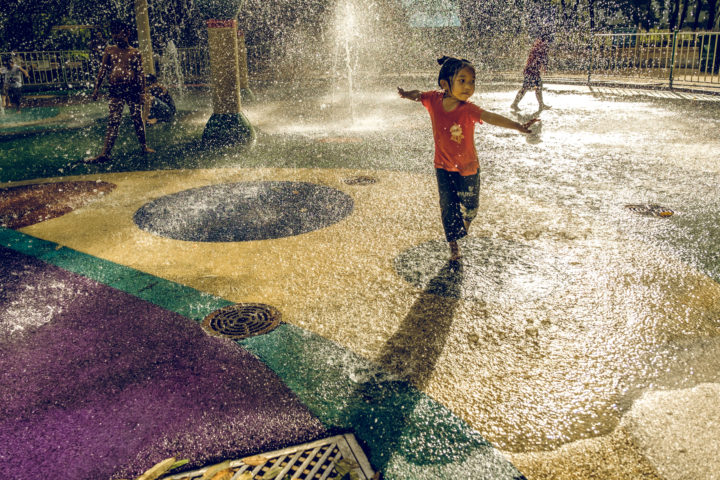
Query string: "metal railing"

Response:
xmin=176 ymin=47 xmax=209 ymax=85
xmin=3 ymin=32 xmax=719 ymax=91
xmin=588 ymin=31 xmax=719 ymax=87
xmin=2 ymin=50 xmax=96 ymax=87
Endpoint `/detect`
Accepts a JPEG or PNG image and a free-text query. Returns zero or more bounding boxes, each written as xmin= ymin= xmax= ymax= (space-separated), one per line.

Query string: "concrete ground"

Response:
xmin=1 ymin=82 xmax=720 ymax=480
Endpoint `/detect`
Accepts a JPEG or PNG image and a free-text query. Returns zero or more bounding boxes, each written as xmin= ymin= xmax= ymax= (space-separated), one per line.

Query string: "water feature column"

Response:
xmin=202 ymin=19 xmax=255 ymax=146
xmin=237 ymin=30 xmax=255 ymax=101
xmin=134 ymin=0 xmax=155 ymax=75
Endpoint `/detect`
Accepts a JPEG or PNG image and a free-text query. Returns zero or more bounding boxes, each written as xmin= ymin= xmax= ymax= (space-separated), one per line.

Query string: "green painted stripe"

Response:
xmin=0 ymin=227 xmax=231 ymax=320
xmin=240 ymin=324 xmax=526 ymax=479
xmin=0 ymin=226 xmax=526 ymax=479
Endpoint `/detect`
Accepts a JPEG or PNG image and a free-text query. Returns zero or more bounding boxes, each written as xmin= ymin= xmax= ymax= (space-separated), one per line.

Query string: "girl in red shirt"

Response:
xmin=399 ymin=56 xmax=537 ymax=260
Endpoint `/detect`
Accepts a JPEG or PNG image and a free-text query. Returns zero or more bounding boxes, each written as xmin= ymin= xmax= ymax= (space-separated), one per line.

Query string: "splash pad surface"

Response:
xmin=1 ymin=84 xmax=720 ymax=479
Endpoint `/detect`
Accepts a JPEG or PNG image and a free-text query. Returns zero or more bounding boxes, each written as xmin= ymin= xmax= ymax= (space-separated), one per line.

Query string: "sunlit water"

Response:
xmin=242 ymin=83 xmax=720 ymax=452
xmin=2 ymin=83 xmax=719 ymax=460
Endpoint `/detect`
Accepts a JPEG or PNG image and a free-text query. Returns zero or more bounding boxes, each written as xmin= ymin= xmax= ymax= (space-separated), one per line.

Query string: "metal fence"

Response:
xmin=589 ymin=31 xmax=720 ymax=87
xmin=176 ymin=47 xmax=209 ymax=85
xmin=2 ymin=50 xmax=96 ymax=87
xmin=3 ymin=31 xmax=719 ymax=91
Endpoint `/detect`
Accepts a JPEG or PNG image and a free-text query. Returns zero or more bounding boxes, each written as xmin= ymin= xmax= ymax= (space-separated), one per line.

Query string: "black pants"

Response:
xmin=8 ymin=87 xmax=22 ymax=109
xmin=436 ymin=168 xmax=479 ymax=242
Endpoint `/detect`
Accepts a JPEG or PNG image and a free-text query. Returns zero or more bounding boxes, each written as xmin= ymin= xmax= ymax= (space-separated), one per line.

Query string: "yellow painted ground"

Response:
xmin=14 ymin=166 xmax=720 ymax=480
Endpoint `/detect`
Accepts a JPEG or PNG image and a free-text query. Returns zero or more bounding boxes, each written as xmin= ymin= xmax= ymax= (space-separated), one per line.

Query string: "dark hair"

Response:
xmin=437 ymin=56 xmax=475 ymax=90
xmin=109 ymin=20 xmax=131 ymax=35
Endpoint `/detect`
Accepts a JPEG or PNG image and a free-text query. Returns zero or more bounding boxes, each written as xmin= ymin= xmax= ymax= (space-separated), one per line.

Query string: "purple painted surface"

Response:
xmin=0 ymin=246 xmax=326 ymax=479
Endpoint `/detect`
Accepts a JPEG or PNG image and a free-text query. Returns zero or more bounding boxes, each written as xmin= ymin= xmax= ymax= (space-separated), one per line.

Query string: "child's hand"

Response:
xmin=398 ymin=87 xmax=421 ymax=101
xmin=518 ymin=118 xmax=540 ymax=133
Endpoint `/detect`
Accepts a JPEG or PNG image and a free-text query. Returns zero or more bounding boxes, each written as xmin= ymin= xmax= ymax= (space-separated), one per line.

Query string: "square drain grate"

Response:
xmin=162 ymin=434 xmax=375 ymax=480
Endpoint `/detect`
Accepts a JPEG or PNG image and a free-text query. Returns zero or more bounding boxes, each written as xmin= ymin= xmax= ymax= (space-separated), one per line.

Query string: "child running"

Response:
xmin=88 ymin=20 xmax=154 ymax=163
xmin=399 ymin=56 xmax=538 ymax=261
xmin=511 ymin=34 xmax=552 ymax=111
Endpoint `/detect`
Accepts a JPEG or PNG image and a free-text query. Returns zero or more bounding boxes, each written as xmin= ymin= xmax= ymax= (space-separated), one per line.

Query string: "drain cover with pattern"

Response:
xmin=164 ymin=434 xmax=375 ymax=480
xmin=202 ymin=304 xmax=281 ymax=340
xmin=343 ymin=175 xmax=378 ymax=186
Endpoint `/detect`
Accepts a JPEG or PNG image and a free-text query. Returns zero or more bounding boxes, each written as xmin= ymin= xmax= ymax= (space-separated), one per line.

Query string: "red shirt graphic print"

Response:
xmin=421 ymin=90 xmax=483 ymax=176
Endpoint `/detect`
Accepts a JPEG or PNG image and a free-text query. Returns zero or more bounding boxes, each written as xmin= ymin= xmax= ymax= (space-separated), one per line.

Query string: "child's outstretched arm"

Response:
xmin=398 ymin=87 xmax=421 ymax=102
xmin=481 ymin=110 xmax=539 ymax=133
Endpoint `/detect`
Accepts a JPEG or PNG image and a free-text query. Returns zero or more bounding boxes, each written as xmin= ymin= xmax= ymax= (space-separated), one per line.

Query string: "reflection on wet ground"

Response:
xmin=1 ymin=83 xmax=719 ymax=479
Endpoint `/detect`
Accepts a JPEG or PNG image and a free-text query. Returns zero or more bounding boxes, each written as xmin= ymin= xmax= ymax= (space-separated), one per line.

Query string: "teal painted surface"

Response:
xmin=0 ymin=227 xmax=230 ymax=320
xmin=240 ymin=324 xmax=526 ymax=479
xmin=0 ymin=226 xmax=525 ymax=479
xmin=0 ymin=107 xmax=60 ymax=130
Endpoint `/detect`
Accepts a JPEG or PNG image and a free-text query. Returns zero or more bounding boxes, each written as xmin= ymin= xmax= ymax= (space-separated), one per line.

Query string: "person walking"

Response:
xmin=511 ymin=34 xmax=552 ymax=111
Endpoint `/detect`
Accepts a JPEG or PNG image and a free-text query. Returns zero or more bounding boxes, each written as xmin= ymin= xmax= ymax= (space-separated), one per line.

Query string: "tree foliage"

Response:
xmin=1 ymin=0 xmax=718 ymax=52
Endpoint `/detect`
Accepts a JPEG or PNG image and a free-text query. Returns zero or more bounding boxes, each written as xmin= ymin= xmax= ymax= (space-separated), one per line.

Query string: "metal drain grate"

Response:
xmin=625 ymin=204 xmax=674 ymax=217
xmin=343 ymin=176 xmax=378 ymax=186
xmin=202 ymin=304 xmax=281 ymax=340
xmin=162 ymin=434 xmax=375 ymax=480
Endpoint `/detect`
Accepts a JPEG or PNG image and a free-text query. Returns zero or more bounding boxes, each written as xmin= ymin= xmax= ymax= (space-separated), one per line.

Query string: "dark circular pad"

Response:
xmin=133 ymin=181 xmax=354 ymax=242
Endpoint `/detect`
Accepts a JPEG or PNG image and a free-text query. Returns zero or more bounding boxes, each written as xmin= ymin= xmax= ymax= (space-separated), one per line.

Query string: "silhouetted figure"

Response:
xmin=88 ymin=20 xmax=154 ymax=163
xmin=511 ymin=35 xmax=552 ymax=110
xmin=145 ymin=74 xmax=176 ymax=124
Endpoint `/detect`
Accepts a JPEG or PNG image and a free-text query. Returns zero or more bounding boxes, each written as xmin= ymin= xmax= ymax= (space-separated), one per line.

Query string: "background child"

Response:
xmin=4 ymin=57 xmax=29 ymax=113
xmin=145 ymin=74 xmax=176 ymax=124
xmin=89 ymin=20 xmax=154 ymax=163
xmin=0 ymin=60 xmax=6 ymax=109
xmin=399 ymin=56 xmax=537 ymax=261
xmin=511 ymin=34 xmax=552 ymax=110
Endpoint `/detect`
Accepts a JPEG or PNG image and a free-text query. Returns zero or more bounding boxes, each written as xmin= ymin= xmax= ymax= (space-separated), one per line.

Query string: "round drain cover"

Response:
xmin=625 ymin=204 xmax=674 ymax=217
xmin=133 ymin=181 xmax=353 ymax=242
xmin=202 ymin=303 xmax=281 ymax=339
xmin=344 ymin=175 xmax=378 ymax=185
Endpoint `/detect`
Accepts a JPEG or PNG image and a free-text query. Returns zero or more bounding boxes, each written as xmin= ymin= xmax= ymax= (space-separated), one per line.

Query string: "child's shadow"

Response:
xmin=340 ymin=261 xmax=488 ymax=471
xmin=374 ymin=260 xmax=463 ymax=387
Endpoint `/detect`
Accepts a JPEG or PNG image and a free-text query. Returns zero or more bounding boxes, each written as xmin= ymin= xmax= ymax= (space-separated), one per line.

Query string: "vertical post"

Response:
xmin=669 ymin=29 xmax=678 ymax=89
xmin=134 ymin=0 xmax=155 ymax=75
xmin=237 ymin=29 xmax=255 ymax=101
xmin=587 ymin=33 xmax=593 ymax=84
xmin=202 ymin=19 xmax=255 ymax=146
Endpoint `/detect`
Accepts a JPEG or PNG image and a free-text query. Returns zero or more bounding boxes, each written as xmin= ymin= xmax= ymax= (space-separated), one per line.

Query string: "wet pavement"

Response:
xmin=1 ymin=83 xmax=719 ymax=479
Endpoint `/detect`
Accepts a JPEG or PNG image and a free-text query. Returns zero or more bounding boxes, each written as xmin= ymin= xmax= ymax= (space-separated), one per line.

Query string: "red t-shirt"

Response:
xmin=421 ymin=90 xmax=484 ymax=176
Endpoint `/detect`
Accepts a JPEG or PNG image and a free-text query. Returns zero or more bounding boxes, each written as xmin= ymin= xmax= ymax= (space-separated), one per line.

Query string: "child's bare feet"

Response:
xmin=142 ymin=146 xmax=155 ymax=154
xmin=85 ymin=154 xmax=111 ymax=164
xmin=449 ymin=240 xmax=461 ymax=261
